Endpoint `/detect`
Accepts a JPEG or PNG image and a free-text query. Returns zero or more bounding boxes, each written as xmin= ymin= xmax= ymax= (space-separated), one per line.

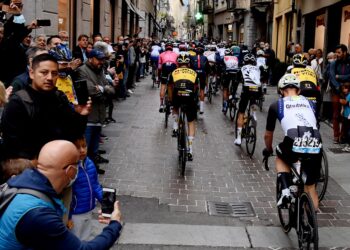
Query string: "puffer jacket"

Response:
xmin=71 ymin=157 xmax=103 ymax=215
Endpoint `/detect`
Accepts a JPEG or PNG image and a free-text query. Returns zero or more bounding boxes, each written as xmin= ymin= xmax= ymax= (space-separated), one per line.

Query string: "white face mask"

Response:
xmin=61 ymin=41 xmax=69 ymax=47
xmin=66 ymin=165 xmax=79 ymax=188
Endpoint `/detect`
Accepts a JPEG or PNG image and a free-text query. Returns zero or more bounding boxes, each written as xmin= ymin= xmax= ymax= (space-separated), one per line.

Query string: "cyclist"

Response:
xmin=171 ymin=54 xmax=198 ymax=161
xmin=190 ymin=44 xmax=209 ymax=114
xmin=204 ymin=45 xmax=221 ymax=96
xmin=256 ymin=49 xmax=268 ymax=94
xmin=188 ymin=44 xmax=197 ymax=57
xmin=150 ymin=41 xmax=162 ymax=82
xmin=179 ymin=43 xmax=189 ymax=56
xmin=217 ymin=43 xmax=226 ymax=60
xmin=263 ymin=73 xmax=322 ymax=210
xmin=221 ymin=48 xmax=240 ymax=113
xmin=234 ymin=53 xmax=262 ymax=145
xmin=158 ymin=43 xmax=178 ymax=112
xmin=287 ymin=53 xmax=321 ymax=120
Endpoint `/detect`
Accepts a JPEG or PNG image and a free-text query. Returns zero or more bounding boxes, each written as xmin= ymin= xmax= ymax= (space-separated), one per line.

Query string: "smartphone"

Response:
xmin=36 ymin=19 xmax=51 ymax=27
xmin=73 ymin=79 xmax=89 ymax=105
xmin=101 ymin=188 xmax=116 ymax=218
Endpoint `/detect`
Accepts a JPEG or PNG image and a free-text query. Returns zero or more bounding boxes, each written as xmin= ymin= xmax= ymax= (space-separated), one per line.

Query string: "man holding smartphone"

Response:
xmin=0 ymin=140 xmax=122 ymax=250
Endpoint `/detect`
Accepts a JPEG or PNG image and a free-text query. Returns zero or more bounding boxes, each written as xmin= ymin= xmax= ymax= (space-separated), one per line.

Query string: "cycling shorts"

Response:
xmin=222 ymin=71 xmax=240 ymax=89
xmin=173 ymin=91 xmax=197 ymax=122
xmin=238 ymin=86 xmax=262 ymax=113
xmin=160 ymin=63 xmax=177 ymax=84
xmin=196 ymin=72 xmax=206 ymax=90
xmin=150 ymin=56 xmax=159 ymax=66
xmin=276 ymin=137 xmax=322 ymax=185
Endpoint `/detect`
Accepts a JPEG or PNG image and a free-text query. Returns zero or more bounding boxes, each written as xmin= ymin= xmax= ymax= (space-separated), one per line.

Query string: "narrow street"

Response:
xmin=92 ymin=74 xmax=350 ymax=249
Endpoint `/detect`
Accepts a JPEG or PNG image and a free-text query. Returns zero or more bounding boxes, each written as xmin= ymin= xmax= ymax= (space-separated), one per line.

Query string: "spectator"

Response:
xmin=0 ymin=158 xmax=34 ymax=184
xmin=92 ymin=33 xmax=103 ymax=44
xmin=86 ymin=41 xmax=93 ymax=54
xmin=329 ymin=44 xmax=350 ymax=144
xmin=307 ymin=48 xmax=317 ymax=64
xmin=103 ymin=36 xmax=114 ymax=53
xmin=340 ymin=83 xmax=350 ymax=152
xmin=75 ymin=49 xmax=109 ymax=174
xmin=311 ymin=49 xmax=324 ymax=84
xmin=126 ymin=39 xmax=136 ymax=93
xmin=0 ymin=54 xmax=91 ymax=160
xmin=70 ymin=137 xmax=103 ymax=240
xmin=139 ymin=45 xmax=147 ymax=78
xmin=0 ymin=140 xmax=122 ymax=250
xmin=264 ymin=42 xmax=276 ymax=85
xmin=73 ymin=34 xmax=89 ymax=63
xmin=322 ymin=52 xmax=337 ymax=122
xmin=0 ymin=80 xmax=12 ymax=108
xmin=11 ymin=47 xmax=47 ymax=93
xmin=34 ymin=34 xmax=46 ymax=49
xmin=58 ymin=30 xmax=69 ymax=47
xmin=46 ymin=35 xmax=61 ymax=50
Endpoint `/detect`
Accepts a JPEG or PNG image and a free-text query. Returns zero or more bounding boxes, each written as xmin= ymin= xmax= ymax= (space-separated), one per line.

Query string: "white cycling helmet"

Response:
xmin=256 ymin=49 xmax=264 ymax=56
xmin=278 ymin=73 xmax=300 ymax=91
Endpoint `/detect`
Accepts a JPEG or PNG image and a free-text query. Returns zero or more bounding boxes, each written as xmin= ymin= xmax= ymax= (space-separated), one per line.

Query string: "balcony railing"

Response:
xmin=226 ymin=0 xmax=236 ymax=12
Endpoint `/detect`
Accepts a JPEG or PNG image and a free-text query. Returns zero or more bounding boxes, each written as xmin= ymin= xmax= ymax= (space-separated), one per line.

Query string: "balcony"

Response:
xmin=226 ymin=0 xmax=245 ymax=12
xmin=251 ymin=0 xmax=272 ymax=5
xmin=202 ymin=0 xmax=214 ymax=14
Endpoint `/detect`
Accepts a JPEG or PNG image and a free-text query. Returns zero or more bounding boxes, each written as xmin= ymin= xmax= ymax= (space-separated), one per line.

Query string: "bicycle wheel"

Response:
xmin=316 ymin=151 xmax=329 ymax=201
xmin=178 ymin=113 xmax=187 ymax=176
xmin=276 ymin=176 xmax=292 ymax=233
xmin=245 ymin=116 xmax=256 ymax=157
xmin=208 ymin=83 xmax=212 ymax=104
xmin=298 ymin=192 xmax=318 ymax=250
xmin=229 ymin=99 xmax=237 ymax=121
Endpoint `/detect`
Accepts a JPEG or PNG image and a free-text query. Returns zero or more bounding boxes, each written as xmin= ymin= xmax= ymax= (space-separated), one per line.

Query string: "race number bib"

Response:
xmin=292 ymin=130 xmax=322 ymax=154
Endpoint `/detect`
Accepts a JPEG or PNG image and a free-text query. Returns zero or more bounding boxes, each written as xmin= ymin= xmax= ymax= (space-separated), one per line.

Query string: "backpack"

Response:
xmin=0 ymin=182 xmax=54 ymax=216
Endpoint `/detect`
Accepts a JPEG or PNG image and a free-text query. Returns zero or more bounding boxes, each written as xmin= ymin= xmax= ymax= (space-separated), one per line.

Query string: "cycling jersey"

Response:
xmin=190 ymin=54 xmax=209 ymax=89
xmin=203 ymin=51 xmax=217 ymax=63
xmin=241 ymin=64 xmax=261 ymax=87
xmin=223 ymin=56 xmax=239 ymax=72
xmin=172 ymin=67 xmax=198 ymax=122
xmin=151 ymin=45 xmax=162 ymax=57
xmin=256 ymin=56 xmax=266 ymax=68
xmin=218 ymin=48 xmax=226 ymax=58
xmin=158 ymin=51 xmax=178 ymax=70
xmin=266 ymin=95 xmax=321 ymax=154
xmin=289 ymin=66 xmax=318 ymax=90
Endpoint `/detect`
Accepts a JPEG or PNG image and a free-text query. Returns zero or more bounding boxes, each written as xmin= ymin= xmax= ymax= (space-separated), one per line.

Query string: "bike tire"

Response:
xmin=298 ymin=192 xmax=318 ymax=250
xmin=164 ymin=105 xmax=169 ymax=129
xmin=276 ymin=176 xmax=292 ymax=233
xmin=229 ymin=100 xmax=237 ymax=121
xmin=245 ymin=116 xmax=256 ymax=158
xmin=179 ymin=116 xmax=187 ymax=176
xmin=208 ymin=86 xmax=212 ymax=104
xmin=316 ymin=150 xmax=329 ymax=202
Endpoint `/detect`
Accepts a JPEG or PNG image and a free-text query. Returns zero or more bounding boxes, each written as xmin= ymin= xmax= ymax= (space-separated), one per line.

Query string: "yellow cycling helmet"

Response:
xmin=177 ymin=54 xmax=190 ymax=64
xmin=292 ymin=53 xmax=308 ymax=67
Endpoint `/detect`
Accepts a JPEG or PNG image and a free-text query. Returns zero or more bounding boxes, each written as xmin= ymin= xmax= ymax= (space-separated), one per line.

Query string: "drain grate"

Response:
xmin=328 ymin=147 xmax=348 ymax=154
xmin=207 ymin=201 xmax=255 ymax=217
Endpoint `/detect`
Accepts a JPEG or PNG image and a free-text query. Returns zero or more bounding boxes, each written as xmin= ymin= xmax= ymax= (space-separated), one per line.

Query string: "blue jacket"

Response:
xmin=329 ymin=56 xmax=350 ymax=93
xmin=0 ymin=168 xmax=122 ymax=250
xmin=71 ymin=157 xmax=103 ymax=215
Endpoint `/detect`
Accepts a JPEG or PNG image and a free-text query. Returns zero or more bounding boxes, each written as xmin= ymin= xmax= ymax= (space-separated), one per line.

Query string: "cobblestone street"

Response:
xmin=99 ymin=75 xmax=350 ymax=231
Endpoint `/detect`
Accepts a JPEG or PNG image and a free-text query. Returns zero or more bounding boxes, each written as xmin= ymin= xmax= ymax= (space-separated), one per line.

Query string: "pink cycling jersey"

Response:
xmin=158 ymin=51 xmax=178 ymax=70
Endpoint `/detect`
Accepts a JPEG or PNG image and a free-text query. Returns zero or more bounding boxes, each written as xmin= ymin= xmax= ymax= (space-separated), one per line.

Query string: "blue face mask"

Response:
xmin=13 ymin=14 xmax=26 ymax=24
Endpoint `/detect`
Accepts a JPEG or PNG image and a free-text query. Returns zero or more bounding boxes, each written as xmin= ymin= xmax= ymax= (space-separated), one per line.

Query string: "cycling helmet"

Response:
xmin=177 ymin=54 xmax=190 ymax=65
xmin=224 ymin=48 xmax=231 ymax=56
xmin=243 ymin=53 xmax=256 ymax=64
xmin=179 ymin=44 xmax=187 ymax=51
xmin=165 ymin=42 xmax=173 ymax=50
xmin=196 ymin=44 xmax=205 ymax=54
xmin=209 ymin=45 xmax=217 ymax=51
xmin=217 ymin=43 xmax=224 ymax=48
xmin=49 ymin=43 xmax=72 ymax=62
xmin=278 ymin=73 xmax=300 ymax=91
xmin=292 ymin=53 xmax=308 ymax=67
xmin=256 ymin=49 xmax=264 ymax=56
xmin=231 ymin=45 xmax=240 ymax=56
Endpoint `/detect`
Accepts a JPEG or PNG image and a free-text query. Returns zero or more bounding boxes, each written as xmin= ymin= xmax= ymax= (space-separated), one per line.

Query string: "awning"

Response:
xmin=124 ymin=0 xmax=145 ymax=21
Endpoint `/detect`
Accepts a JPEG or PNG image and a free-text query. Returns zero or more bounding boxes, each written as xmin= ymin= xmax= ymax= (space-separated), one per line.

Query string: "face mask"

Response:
xmin=13 ymin=14 xmax=26 ymax=24
xmin=328 ymin=59 xmax=335 ymax=63
xmin=66 ymin=165 xmax=79 ymax=187
xmin=61 ymin=41 xmax=69 ymax=47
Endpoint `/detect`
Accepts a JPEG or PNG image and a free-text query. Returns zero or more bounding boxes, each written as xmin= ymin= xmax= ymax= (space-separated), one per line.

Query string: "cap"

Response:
xmin=87 ymin=49 xmax=106 ymax=59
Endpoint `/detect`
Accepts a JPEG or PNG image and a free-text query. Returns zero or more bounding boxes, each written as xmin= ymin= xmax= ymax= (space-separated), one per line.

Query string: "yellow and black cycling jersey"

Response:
xmin=172 ymin=67 xmax=197 ymax=96
xmin=290 ymin=67 xmax=318 ymax=88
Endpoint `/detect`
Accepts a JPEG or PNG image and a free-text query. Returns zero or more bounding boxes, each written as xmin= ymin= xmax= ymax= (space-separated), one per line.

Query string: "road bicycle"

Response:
xmin=263 ymin=154 xmax=319 ymax=249
xmin=151 ymin=62 xmax=159 ymax=88
xmin=226 ymin=71 xmax=240 ymax=120
xmin=235 ymin=98 xmax=257 ymax=158
xmin=207 ymin=74 xmax=217 ymax=104
xmin=177 ymin=104 xmax=188 ymax=176
xmin=315 ymin=151 xmax=329 ymax=201
xmin=163 ymin=75 xmax=172 ymax=128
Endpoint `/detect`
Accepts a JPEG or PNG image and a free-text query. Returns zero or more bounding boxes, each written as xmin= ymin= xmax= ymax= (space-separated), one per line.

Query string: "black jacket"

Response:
xmin=0 ymin=86 xmax=87 ymax=159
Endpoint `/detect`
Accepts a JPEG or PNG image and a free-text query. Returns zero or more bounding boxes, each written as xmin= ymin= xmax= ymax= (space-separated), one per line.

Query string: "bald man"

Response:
xmin=0 ymin=140 xmax=122 ymax=250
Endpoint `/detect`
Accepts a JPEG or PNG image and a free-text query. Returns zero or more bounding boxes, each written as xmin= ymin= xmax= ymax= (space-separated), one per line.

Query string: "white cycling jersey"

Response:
xmin=241 ymin=64 xmax=261 ymax=87
xmin=218 ymin=48 xmax=226 ymax=58
xmin=256 ymin=57 xmax=266 ymax=68
xmin=204 ymin=51 xmax=216 ymax=63
xmin=277 ymin=95 xmax=321 ymax=153
xmin=151 ymin=45 xmax=162 ymax=57
xmin=223 ymin=56 xmax=239 ymax=71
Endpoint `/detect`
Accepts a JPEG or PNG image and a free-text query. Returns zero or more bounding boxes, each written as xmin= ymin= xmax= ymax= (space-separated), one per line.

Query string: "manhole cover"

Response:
xmin=207 ymin=201 xmax=255 ymax=217
xmin=328 ymin=147 xmax=348 ymax=154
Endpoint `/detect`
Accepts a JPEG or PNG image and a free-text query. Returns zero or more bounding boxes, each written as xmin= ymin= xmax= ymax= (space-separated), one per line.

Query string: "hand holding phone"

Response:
xmin=101 ymin=188 xmax=116 ymax=218
xmin=73 ymin=80 xmax=89 ymax=105
xmin=36 ymin=19 xmax=51 ymax=27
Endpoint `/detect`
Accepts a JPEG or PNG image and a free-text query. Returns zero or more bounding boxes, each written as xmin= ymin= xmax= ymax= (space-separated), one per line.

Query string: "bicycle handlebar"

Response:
xmin=262 ymin=154 xmax=274 ymax=171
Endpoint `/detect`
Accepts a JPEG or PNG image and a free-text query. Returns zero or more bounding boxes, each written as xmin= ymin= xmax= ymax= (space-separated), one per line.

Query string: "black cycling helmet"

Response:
xmin=179 ymin=44 xmax=187 ymax=51
xmin=196 ymin=44 xmax=205 ymax=54
xmin=243 ymin=53 xmax=256 ymax=64
xmin=177 ymin=54 xmax=190 ymax=65
xmin=292 ymin=53 xmax=308 ymax=67
xmin=165 ymin=42 xmax=173 ymax=51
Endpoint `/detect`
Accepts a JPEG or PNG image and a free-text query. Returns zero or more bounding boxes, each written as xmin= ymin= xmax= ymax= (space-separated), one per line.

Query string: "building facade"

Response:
xmin=272 ymin=0 xmax=350 ymax=62
xmin=22 ymin=0 xmax=157 ymax=47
